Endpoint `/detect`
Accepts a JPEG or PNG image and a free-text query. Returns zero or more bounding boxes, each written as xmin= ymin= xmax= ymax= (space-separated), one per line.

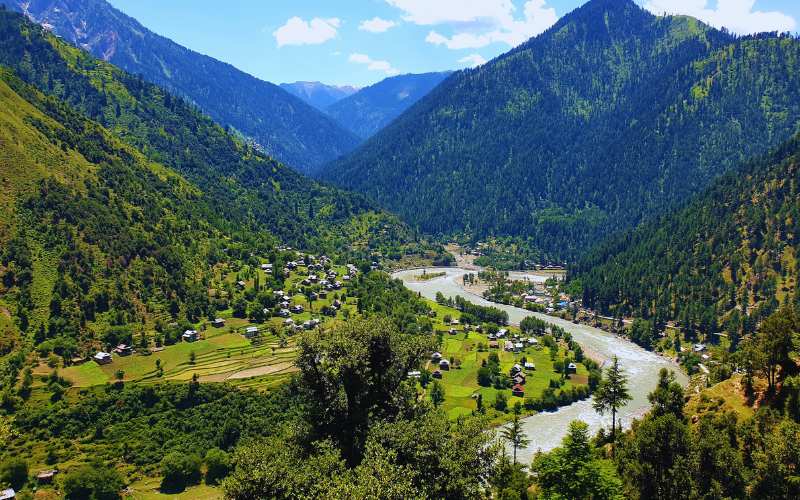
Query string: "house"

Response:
xmin=527 ymin=338 xmax=538 ymax=345
xmin=0 ymin=488 xmax=15 ymax=499
xmin=450 ymin=319 xmax=460 ymax=325
xmin=487 ymin=334 xmax=496 ymax=341
xmin=524 ymin=362 xmax=535 ymax=370
xmin=284 ymin=319 xmax=295 ymax=327
xmin=514 ymin=342 xmax=524 ymax=352
xmin=407 ymin=370 xmax=421 ymax=378
xmin=236 ymin=280 xmax=247 ymax=289
xmin=448 ymin=328 xmax=457 ymax=335
xmin=183 ymin=330 xmax=199 ymax=342
xmin=431 ymin=352 xmax=442 ymax=361
xmin=693 ymin=343 xmax=707 ymax=353
xmin=512 ymin=384 xmax=525 ymax=397
xmin=511 ymin=364 xmax=522 ymax=375
xmin=513 ymin=374 xmax=526 ymax=386
xmin=291 ymin=305 xmax=305 ymax=314
xmin=36 ymin=470 xmax=57 ymax=484
xmin=439 ymin=359 xmax=451 ymax=370
xmin=93 ymin=352 xmax=112 ymax=365
xmin=567 ymin=362 xmax=577 ymax=374
xmin=489 ymin=340 xmax=499 ymax=349
xmin=504 ymin=341 xmax=514 ymax=352
xmin=497 ymin=329 xmax=508 ymax=338
xmin=113 ymin=344 xmax=132 ymax=356
xmin=245 ymin=326 xmax=259 ymax=338
xmin=261 ymin=263 xmax=273 ymax=271
xmin=432 ymin=370 xmax=442 ymax=379
xmin=212 ymin=318 xmax=226 ymax=328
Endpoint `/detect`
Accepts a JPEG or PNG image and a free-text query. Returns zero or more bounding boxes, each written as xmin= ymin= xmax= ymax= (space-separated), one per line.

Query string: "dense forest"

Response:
xmin=325 ymin=71 xmax=453 ymax=139
xmin=323 ymin=0 xmax=800 ymax=261
xmin=6 ymin=0 xmax=360 ymax=174
xmin=574 ymin=133 xmax=800 ymax=348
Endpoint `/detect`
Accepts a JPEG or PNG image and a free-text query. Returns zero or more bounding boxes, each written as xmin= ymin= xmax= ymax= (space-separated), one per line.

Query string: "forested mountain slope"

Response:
xmin=0 ymin=9 xmax=415 ymax=256
xmin=575 ymin=134 xmax=800 ymax=345
xmin=322 ymin=0 xmax=800 ymax=260
xmin=325 ymin=71 xmax=452 ymax=139
xmin=7 ymin=0 xmax=360 ymax=174
xmin=0 ymin=9 xmax=432 ymax=355
xmin=280 ymin=81 xmax=359 ymax=111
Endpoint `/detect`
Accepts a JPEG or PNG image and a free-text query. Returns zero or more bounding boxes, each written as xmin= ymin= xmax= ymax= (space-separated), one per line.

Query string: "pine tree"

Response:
xmin=593 ymin=356 xmax=631 ymax=454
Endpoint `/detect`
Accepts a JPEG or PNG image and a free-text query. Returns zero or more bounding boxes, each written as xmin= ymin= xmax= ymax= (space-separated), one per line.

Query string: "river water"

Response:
xmin=392 ymin=267 xmax=687 ymax=464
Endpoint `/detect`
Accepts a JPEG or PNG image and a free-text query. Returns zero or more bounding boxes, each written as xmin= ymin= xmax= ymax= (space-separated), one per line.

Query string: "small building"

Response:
xmin=524 ymin=362 xmax=536 ymax=370
xmin=567 ymin=362 xmax=577 ymax=374
xmin=432 ymin=370 xmax=443 ymax=379
xmin=407 ymin=370 xmax=421 ymax=378
xmin=514 ymin=342 xmax=524 ymax=352
xmin=497 ymin=329 xmax=508 ymax=338
xmin=439 ymin=359 xmax=451 ymax=370
xmin=513 ymin=374 xmax=526 ymax=385
xmin=284 ymin=319 xmax=295 ymax=327
xmin=93 ymin=352 xmax=112 ymax=365
xmin=36 ymin=470 xmax=57 ymax=484
xmin=504 ymin=341 xmax=514 ymax=352
xmin=448 ymin=328 xmax=457 ymax=335
xmin=113 ymin=344 xmax=132 ymax=356
xmin=512 ymin=384 xmax=525 ymax=397
xmin=291 ymin=305 xmax=305 ymax=314
xmin=431 ymin=352 xmax=442 ymax=361
xmin=0 ymin=488 xmax=15 ymax=500
xmin=510 ymin=364 xmax=522 ymax=375
xmin=183 ymin=330 xmax=199 ymax=342
xmin=245 ymin=326 xmax=259 ymax=338
xmin=527 ymin=337 xmax=538 ymax=345
xmin=488 ymin=340 xmax=499 ymax=349
xmin=212 ymin=318 xmax=226 ymax=328
xmin=693 ymin=343 xmax=707 ymax=353
xmin=450 ymin=319 xmax=460 ymax=325
xmin=236 ymin=280 xmax=247 ymax=289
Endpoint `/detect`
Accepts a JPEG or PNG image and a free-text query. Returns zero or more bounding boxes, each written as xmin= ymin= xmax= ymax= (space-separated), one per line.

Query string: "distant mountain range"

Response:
xmin=7 ymin=0 xmax=360 ymax=175
xmin=326 ymin=72 xmax=452 ymax=139
xmin=280 ymin=81 xmax=360 ymax=111
xmin=321 ymin=0 xmax=800 ymax=261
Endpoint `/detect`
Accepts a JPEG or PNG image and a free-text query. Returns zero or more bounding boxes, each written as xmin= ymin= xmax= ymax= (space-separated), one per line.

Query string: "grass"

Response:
xmin=422 ymin=299 xmax=590 ymax=424
xmin=685 ymin=373 xmax=757 ymax=421
xmin=125 ymin=478 xmax=222 ymax=500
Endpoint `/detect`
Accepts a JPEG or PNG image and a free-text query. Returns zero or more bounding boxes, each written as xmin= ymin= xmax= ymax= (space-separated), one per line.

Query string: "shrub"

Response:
xmin=0 ymin=457 xmax=28 ymax=490
xmin=204 ymin=448 xmax=230 ymax=485
xmin=160 ymin=451 xmax=202 ymax=491
xmin=62 ymin=465 xmax=124 ymax=500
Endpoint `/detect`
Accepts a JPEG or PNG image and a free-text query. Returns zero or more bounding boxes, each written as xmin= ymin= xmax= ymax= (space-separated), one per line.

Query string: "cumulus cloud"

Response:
xmin=644 ymin=0 xmax=796 ymax=34
xmin=359 ymin=17 xmax=397 ymax=33
xmin=388 ymin=0 xmax=557 ymax=49
xmin=273 ymin=17 xmax=341 ymax=47
xmin=459 ymin=53 xmax=488 ymax=67
xmin=349 ymin=53 xmax=401 ymax=76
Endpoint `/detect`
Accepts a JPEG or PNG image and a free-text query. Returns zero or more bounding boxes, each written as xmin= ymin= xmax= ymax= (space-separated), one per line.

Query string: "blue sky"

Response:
xmin=108 ymin=0 xmax=800 ymax=88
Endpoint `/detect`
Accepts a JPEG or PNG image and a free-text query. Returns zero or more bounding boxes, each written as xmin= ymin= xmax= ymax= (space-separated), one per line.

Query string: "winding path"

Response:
xmin=393 ymin=267 xmax=687 ymax=463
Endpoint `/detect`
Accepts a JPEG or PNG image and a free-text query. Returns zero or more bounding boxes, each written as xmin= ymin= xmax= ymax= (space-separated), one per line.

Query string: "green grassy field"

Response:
xmin=423 ymin=300 xmax=589 ymax=424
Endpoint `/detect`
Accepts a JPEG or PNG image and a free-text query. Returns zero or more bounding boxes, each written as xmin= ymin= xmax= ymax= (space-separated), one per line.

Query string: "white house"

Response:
xmin=93 ymin=352 xmax=112 ymax=365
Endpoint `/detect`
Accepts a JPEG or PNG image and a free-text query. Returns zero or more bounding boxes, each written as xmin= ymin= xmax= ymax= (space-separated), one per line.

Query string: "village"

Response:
xmin=53 ymin=250 xmax=364 ymax=391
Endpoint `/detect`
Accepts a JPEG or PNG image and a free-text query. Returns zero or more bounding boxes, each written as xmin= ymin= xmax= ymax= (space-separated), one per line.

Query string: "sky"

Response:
xmin=107 ymin=0 xmax=800 ymax=88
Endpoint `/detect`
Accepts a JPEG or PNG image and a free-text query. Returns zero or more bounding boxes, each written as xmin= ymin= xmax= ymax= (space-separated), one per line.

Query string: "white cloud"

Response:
xmin=388 ymin=0 xmax=557 ymax=49
xmin=273 ymin=17 xmax=341 ymax=47
xmin=644 ymin=0 xmax=796 ymax=34
xmin=359 ymin=17 xmax=397 ymax=33
xmin=459 ymin=53 xmax=488 ymax=67
xmin=349 ymin=53 xmax=401 ymax=76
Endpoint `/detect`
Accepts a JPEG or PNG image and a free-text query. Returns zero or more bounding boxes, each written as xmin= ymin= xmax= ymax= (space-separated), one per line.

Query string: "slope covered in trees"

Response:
xmin=325 ymin=71 xmax=452 ymax=139
xmin=574 ymin=134 xmax=800 ymax=346
xmin=7 ymin=0 xmax=360 ymax=174
xmin=0 ymin=9 xmax=435 ymax=361
xmin=322 ymin=0 xmax=800 ymax=260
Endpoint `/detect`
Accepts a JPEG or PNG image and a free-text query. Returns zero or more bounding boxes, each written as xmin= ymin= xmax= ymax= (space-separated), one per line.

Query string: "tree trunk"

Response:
xmin=611 ymin=409 xmax=617 ymax=458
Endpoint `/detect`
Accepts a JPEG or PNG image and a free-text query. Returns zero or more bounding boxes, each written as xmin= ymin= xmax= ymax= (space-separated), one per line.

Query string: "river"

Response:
xmin=392 ymin=267 xmax=688 ymax=464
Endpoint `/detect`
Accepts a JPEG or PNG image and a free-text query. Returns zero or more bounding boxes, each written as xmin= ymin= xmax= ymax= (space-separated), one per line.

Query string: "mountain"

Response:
xmin=7 ymin=0 xmax=360 ymax=174
xmin=0 ymin=8 xmax=432 ymax=351
xmin=325 ymin=71 xmax=452 ymax=139
xmin=280 ymin=81 xmax=359 ymax=111
xmin=321 ymin=0 xmax=800 ymax=260
xmin=574 ymin=134 xmax=800 ymax=344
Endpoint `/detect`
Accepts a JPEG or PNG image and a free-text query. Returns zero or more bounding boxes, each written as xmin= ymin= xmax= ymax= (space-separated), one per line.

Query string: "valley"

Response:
xmin=1 ymin=0 xmax=799 ymax=498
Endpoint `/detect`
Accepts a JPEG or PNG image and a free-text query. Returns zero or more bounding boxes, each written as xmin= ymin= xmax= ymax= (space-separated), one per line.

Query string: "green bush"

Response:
xmin=0 ymin=457 xmax=28 ymax=490
xmin=204 ymin=448 xmax=230 ymax=485
xmin=160 ymin=451 xmax=202 ymax=491
xmin=62 ymin=465 xmax=124 ymax=500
